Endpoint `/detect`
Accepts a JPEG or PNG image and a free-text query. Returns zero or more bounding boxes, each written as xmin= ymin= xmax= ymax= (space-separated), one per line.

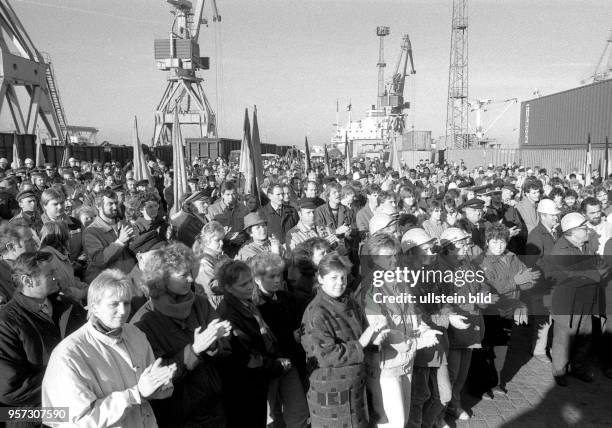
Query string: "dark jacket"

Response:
xmin=258 ymin=203 xmax=299 ymax=242
xmin=0 ymin=259 xmax=15 ymax=307
xmin=549 ymin=236 xmax=606 ymax=323
xmin=0 ymin=292 xmax=85 ymax=407
xmin=314 ymin=202 xmax=353 ymax=233
xmin=132 ymin=295 xmax=227 ymax=427
xmin=254 ymin=289 xmax=304 ymax=369
xmin=217 ymin=293 xmax=282 ymax=428
xmin=457 ymin=218 xmax=489 ymax=250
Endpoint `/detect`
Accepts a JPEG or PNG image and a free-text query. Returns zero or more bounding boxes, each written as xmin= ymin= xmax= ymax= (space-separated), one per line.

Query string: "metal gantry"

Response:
xmin=445 ymin=0 xmax=470 ymax=148
xmin=152 ymin=0 xmax=220 ymax=146
xmin=0 ymin=0 xmax=67 ymax=143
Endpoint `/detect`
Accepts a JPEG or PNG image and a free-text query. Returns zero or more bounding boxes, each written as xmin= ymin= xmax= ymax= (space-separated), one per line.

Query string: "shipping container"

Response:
xmin=184 ymin=138 xmax=241 ymax=164
xmin=401 ymin=131 xmax=432 ymax=151
xmin=519 ymin=79 xmax=612 ymax=148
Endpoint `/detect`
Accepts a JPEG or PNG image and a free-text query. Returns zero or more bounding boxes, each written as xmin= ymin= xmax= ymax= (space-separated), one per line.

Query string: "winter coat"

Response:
xmin=301 ymin=289 xmax=368 ymax=428
xmin=437 ymin=255 xmax=489 ymax=349
xmin=132 ymin=295 xmax=228 ymax=428
xmin=479 ymin=250 xmax=534 ymax=318
xmin=361 ymin=275 xmax=418 ymax=377
xmin=83 ymin=216 xmax=137 ymax=283
xmin=0 ymin=292 xmax=85 ymax=407
xmin=217 ymin=293 xmax=283 ymax=428
xmin=42 ymin=321 xmax=171 ymax=428
xmin=548 ymin=236 xmax=606 ymax=324
xmin=259 ymin=202 xmax=299 ymax=242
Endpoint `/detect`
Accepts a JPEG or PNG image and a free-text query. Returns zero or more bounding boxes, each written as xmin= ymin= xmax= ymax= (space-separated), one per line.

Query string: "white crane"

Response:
xmin=468 ymin=98 xmax=518 ymax=144
xmin=581 ymin=29 xmax=612 ymax=85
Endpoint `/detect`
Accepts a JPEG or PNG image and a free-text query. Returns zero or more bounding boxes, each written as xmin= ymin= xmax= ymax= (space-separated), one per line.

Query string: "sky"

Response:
xmin=6 ymin=0 xmax=612 ymax=148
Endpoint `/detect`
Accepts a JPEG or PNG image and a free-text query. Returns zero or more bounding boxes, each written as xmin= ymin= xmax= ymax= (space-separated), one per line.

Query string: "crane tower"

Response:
xmin=153 ymin=0 xmax=220 ymax=146
xmin=376 ymin=26 xmax=390 ymax=109
xmin=445 ymin=0 xmax=470 ymax=148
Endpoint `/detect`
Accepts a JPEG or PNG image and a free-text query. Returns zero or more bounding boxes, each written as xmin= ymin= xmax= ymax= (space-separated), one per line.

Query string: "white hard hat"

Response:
xmin=447 ymin=182 xmax=458 ymax=190
xmin=560 ymin=212 xmax=586 ymax=232
xmin=439 ymin=227 xmax=470 ymax=247
xmin=537 ymin=199 xmax=560 ymax=215
xmin=369 ymin=213 xmax=397 ymax=235
xmin=376 ymin=204 xmax=398 ymax=217
xmin=401 ymin=228 xmax=434 ymax=252
xmin=352 ymin=171 xmax=360 ymax=180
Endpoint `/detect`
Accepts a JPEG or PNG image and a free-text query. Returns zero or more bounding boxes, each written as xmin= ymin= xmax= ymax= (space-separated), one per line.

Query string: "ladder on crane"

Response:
xmin=44 ymin=59 xmax=68 ymax=141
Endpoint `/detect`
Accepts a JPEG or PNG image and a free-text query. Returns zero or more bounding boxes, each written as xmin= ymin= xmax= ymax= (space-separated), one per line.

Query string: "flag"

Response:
xmin=60 ymin=132 xmax=70 ymax=168
xmin=344 ymin=132 xmax=351 ymax=174
xmin=11 ymin=133 xmax=21 ymax=168
xmin=324 ymin=144 xmax=330 ymax=176
xmin=251 ymin=106 xmax=264 ymax=199
xmin=132 ymin=116 xmax=152 ymax=184
xmin=585 ymin=133 xmax=592 ymax=186
xmin=388 ymin=137 xmax=401 ymax=172
xmin=606 ymin=136 xmax=610 ymax=178
xmin=304 ymin=136 xmax=311 ymax=173
xmin=35 ymin=129 xmax=45 ymax=167
xmin=239 ymin=108 xmax=257 ymax=198
xmin=171 ymin=108 xmax=188 ymax=215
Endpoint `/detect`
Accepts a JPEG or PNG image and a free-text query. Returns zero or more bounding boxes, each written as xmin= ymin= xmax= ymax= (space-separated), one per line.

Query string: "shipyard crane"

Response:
xmin=376 ymin=26 xmax=390 ymax=109
xmin=0 ymin=0 xmax=67 ymax=142
xmin=581 ymin=29 xmax=612 ymax=85
xmin=384 ymin=34 xmax=416 ymax=134
xmin=468 ymin=97 xmax=517 ymax=145
xmin=153 ymin=0 xmax=221 ymax=146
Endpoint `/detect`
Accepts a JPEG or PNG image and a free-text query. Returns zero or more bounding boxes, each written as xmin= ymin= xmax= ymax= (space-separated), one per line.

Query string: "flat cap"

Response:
xmin=459 ymin=198 xmax=485 ymax=210
xmin=16 ymin=189 xmax=36 ymax=201
xmin=299 ymin=198 xmax=319 ymax=210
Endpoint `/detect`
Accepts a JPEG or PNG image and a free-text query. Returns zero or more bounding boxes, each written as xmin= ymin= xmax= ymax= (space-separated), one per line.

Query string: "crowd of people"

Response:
xmin=0 ymin=152 xmax=611 ymax=427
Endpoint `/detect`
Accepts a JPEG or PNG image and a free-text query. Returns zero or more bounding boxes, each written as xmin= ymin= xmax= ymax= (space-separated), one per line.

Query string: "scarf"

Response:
xmin=226 ymin=293 xmax=278 ymax=355
xmin=245 ymin=300 xmax=278 ymax=355
xmin=91 ymin=315 xmax=123 ymax=338
xmin=152 ymin=291 xmax=195 ymax=322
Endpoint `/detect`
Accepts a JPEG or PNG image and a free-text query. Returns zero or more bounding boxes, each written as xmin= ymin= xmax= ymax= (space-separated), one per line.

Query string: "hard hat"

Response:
xmin=537 ymin=199 xmax=560 ymax=215
xmin=401 ymin=228 xmax=434 ymax=252
xmin=560 ymin=212 xmax=586 ymax=232
xmin=376 ymin=204 xmax=398 ymax=217
xmin=439 ymin=227 xmax=470 ymax=247
xmin=369 ymin=213 xmax=397 ymax=235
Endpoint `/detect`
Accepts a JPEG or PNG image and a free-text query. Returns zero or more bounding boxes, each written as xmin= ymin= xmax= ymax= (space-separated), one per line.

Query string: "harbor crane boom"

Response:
xmin=469 ymin=97 xmax=517 ymax=140
xmin=581 ymin=29 xmax=612 ymax=85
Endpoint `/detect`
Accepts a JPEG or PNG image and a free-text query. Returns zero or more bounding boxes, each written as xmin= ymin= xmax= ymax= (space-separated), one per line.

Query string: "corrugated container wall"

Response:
xmin=519 ymin=79 xmax=612 ymax=148
xmin=401 ymin=131 xmax=432 ymax=151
